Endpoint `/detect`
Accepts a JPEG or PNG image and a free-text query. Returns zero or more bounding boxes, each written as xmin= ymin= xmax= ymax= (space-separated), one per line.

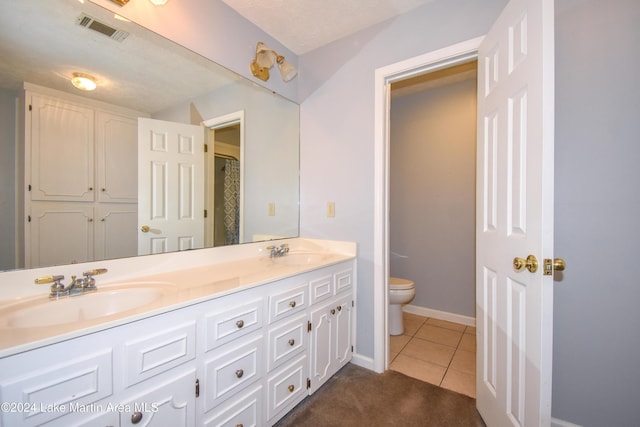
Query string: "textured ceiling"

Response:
xmin=221 ymin=0 xmax=435 ymax=54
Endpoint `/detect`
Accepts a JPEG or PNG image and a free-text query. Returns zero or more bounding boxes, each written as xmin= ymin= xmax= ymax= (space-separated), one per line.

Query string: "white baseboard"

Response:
xmin=551 ymin=417 xmax=583 ymax=427
xmin=403 ymin=304 xmax=475 ymax=327
xmin=350 ymin=353 xmax=375 ymax=371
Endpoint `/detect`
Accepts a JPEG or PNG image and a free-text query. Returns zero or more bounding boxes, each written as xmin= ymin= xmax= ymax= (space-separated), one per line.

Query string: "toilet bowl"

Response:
xmin=389 ymin=277 xmax=416 ymax=336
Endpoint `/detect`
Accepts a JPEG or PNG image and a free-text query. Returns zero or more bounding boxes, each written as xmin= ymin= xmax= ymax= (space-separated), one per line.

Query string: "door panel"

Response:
xmin=138 ymin=118 xmax=205 ymax=255
xmin=476 ymin=0 xmax=555 ymax=425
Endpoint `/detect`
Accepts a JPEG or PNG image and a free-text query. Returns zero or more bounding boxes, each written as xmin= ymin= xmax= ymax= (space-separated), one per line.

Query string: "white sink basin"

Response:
xmin=271 ymin=252 xmax=329 ymax=266
xmin=0 ymin=282 xmax=176 ymax=328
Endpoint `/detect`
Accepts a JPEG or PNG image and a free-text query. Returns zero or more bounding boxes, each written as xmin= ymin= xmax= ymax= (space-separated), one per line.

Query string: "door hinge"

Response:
xmin=351 ymin=345 xmax=354 ymax=352
xmin=204 ymin=143 xmax=208 ymax=153
xmin=27 ymin=215 xmax=31 ymax=223
xmin=28 ymin=104 xmax=32 ymax=112
xmin=307 ymin=321 xmax=312 ymax=332
xmin=195 ymin=378 xmax=200 ymax=397
xmin=28 ymin=184 xmax=32 ymax=192
xmin=306 ymin=378 xmax=311 ymax=389
xmin=204 ymin=209 xmax=207 ymax=218
xmin=352 ymin=300 xmax=354 ymax=307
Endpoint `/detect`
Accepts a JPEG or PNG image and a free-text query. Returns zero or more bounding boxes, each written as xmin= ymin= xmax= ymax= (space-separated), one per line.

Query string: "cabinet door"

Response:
xmin=333 ymin=293 xmax=353 ymax=369
xmin=28 ymin=203 xmax=94 ymax=267
xmin=29 ymin=94 xmax=94 ymax=201
xmin=96 ymin=111 xmax=138 ymax=202
xmin=95 ymin=204 xmax=137 ymax=261
xmin=308 ymin=301 xmax=334 ymax=394
xmin=120 ymin=369 xmax=196 ymax=427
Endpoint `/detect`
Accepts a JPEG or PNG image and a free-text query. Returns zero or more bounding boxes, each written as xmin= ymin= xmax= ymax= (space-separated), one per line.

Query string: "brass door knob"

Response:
xmin=140 ymin=225 xmax=150 ymax=233
xmin=552 ymin=258 xmax=566 ymax=271
xmin=513 ymin=255 xmax=538 ymax=273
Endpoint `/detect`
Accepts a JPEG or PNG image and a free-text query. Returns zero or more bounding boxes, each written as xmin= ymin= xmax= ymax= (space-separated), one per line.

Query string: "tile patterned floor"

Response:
xmin=389 ymin=312 xmax=476 ymax=398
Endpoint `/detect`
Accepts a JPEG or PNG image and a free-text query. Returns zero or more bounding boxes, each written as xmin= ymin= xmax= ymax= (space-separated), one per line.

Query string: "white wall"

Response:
xmin=389 ymin=78 xmax=476 ymax=317
xmin=298 ymin=0 xmax=508 ymax=359
xmin=553 ymin=1 xmax=640 ymax=425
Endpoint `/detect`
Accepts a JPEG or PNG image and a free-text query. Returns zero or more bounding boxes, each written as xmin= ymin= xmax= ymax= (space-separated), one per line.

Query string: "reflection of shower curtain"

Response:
xmin=223 ymin=158 xmax=240 ymax=245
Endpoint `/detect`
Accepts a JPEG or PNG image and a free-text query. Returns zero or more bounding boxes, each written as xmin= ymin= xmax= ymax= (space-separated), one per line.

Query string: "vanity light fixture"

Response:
xmin=108 ymin=0 xmax=130 ymax=5
xmin=71 ymin=72 xmax=97 ymax=91
xmin=250 ymin=42 xmax=297 ymax=82
xmin=149 ymin=0 xmax=169 ymax=5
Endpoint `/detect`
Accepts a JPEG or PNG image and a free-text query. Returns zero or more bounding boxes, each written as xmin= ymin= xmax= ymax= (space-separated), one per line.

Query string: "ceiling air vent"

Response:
xmin=76 ymin=13 xmax=129 ymax=42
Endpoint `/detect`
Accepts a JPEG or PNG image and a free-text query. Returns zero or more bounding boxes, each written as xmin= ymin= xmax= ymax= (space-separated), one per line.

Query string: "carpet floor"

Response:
xmin=274 ymin=363 xmax=486 ymax=427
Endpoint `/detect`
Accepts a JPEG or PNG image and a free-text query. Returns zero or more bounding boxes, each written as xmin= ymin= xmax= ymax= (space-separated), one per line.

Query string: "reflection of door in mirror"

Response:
xmin=137 ymin=118 xmax=205 ymax=255
xmin=203 ymin=111 xmax=245 ymax=248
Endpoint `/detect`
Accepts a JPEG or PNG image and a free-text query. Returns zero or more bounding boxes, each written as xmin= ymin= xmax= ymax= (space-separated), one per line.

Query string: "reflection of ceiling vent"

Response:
xmin=76 ymin=13 xmax=129 ymax=42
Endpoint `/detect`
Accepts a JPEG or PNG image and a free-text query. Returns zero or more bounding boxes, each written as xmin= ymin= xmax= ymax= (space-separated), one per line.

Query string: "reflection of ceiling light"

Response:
xmin=149 ymin=0 xmax=169 ymax=5
xmin=71 ymin=72 xmax=97 ymax=91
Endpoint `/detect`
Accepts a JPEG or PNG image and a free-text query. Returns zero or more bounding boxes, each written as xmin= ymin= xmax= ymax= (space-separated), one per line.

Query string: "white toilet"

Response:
xmin=389 ymin=277 xmax=416 ymax=336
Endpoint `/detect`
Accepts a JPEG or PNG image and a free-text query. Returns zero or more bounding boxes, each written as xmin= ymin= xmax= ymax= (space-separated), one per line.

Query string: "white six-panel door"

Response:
xmin=138 ymin=118 xmax=205 ymax=255
xmin=476 ymin=0 xmax=555 ymax=425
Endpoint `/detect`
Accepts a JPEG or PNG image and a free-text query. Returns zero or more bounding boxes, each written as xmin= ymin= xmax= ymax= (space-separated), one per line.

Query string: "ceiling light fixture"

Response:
xmin=250 ymin=42 xmax=297 ymax=82
xmin=71 ymin=72 xmax=97 ymax=91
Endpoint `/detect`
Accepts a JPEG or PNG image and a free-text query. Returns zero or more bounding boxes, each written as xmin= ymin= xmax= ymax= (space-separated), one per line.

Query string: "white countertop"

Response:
xmin=0 ymin=239 xmax=356 ymax=358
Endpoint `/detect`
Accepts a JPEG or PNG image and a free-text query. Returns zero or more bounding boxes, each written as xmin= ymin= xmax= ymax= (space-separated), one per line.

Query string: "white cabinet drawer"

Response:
xmin=124 ymin=321 xmax=196 ymax=387
xmin=204 ymin=336 xmax=263 ymax=411
xmin=203 ymin=384 xmax=262 ymax=427
xmin=309 ymin=273 xmax=333 ymax=304
xmin=0 ymin=349 xmax=113 ymax=427
xmin=267 ymin=313 xmax=307 ymax=371
xmin=266 ymin=355 xmax=307 ymax=423
xmin=204 ymin=299 xmax=263 ymax=351
xmin=335 ymin=268 xmax=353 ymax=294
xmin=268 ymin=283 xmax=307 ymax=323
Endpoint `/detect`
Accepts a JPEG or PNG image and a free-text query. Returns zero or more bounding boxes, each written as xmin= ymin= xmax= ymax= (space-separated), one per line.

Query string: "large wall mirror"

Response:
xmin=0 ymin=0 xmax=299 ymax=271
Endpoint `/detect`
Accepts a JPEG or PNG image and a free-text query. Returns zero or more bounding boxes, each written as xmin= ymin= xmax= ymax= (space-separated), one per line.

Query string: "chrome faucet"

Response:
xmin=266 ymin=243 xmax=289 ymax=258
xmin=35 ymin=268 xmax=108 ymax=299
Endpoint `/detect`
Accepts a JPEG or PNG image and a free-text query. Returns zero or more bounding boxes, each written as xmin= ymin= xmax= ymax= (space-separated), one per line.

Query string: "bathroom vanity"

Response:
xmin=0 ymin=239 xmax=356 ymax=426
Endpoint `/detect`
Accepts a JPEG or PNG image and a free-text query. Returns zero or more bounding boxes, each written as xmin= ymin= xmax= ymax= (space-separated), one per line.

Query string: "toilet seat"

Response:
xmin=389 ymin=277 xmax=414 ymax=290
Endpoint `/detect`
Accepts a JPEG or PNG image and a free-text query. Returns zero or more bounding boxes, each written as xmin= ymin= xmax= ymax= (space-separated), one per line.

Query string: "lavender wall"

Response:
xmin=553 ymin=0 xmax=640 ymax=425
xmin=389 ymin=78 xmax=477 ymax=317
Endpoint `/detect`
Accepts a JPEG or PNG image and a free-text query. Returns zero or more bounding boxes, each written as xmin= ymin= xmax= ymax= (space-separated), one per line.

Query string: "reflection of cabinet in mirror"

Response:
xmin=25 ymin=85 xmax=143 ymax=268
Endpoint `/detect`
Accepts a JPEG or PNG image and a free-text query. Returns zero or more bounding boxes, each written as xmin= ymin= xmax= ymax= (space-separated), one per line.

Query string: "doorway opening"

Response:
xmin=387 ymin=59 xmax=478 ymax=396
xmin=203 ymin=111 xmax=245 ymax=247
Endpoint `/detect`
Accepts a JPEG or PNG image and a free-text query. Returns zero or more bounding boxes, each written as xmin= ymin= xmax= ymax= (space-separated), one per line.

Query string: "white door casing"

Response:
xmin=137 ymin=118 xmax=205 ymax=255
xmin=476 ymin=0 xmax=555 ymax=425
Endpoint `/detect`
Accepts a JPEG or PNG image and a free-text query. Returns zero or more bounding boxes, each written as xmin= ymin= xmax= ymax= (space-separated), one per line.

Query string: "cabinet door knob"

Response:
xmin=331 ymin=309 xmax=336 ymax=315
xmin=288 ymin=339 xmax=295 ymax=346
xmin=337 ymin=306 xmax=342 ymax=311
xmin=289 ymin=300 xmax=296 ymax=308
xmin=236 ymin=319 xmax=244 ymax=328
xmin=131 ymin=411 xmax=143 ymax=424
xmin=288 ymin=384 xmax=295 ymax=392
xmin=235 ymin=369 xmax=244 ymax=378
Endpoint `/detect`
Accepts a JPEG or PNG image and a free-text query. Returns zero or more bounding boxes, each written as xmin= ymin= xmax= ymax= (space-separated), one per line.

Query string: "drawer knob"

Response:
xmin=289 ymin=300 xmax=296 ymax=308
xmin=337 ymin=305 xmax=342 ymax=311
xmin=131 ymin=411 xmax=143 ymax=424
xmin=236 ymin=319 xmax=244 ymax=328
xmin=235 ymin=369 xmax=244 ymax=378
xmin=288 ymin=384 xmax=295 ymax=393
xmin=331 ymin=309 xmax=336 ymax=315
xmin=288 ymin=339 xmax=295 ymax=346
xmin=236 ymin=425 xmax=244 ymax=427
